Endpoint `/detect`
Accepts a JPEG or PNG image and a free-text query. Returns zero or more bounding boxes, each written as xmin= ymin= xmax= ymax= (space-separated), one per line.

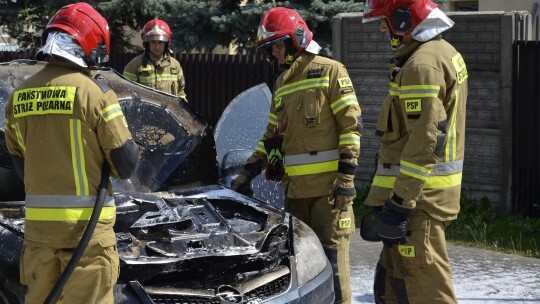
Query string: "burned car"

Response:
xmin=0 ymin=60 xmax=334 ymax=304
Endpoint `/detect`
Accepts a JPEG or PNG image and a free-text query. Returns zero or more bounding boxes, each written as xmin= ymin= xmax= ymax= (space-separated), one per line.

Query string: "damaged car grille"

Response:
xmin=112 ymin=188 xmax=293 ymax=301
xmin=143 ymin=269 xmax=290 ymax=303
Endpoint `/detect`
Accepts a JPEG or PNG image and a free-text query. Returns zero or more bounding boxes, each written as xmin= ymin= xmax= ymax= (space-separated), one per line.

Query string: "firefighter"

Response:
xmin=361 ymin=0 xmax=468 ymax=303
xmin=4 ymin=2 xmax=139 ymax=303
xmin=123 ymin=17 xmax=188 ymax=102
xmin=231 ymin=7 xmax=362 ymax=304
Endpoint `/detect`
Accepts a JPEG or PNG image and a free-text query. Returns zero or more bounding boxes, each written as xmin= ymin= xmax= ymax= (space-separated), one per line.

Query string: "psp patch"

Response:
xmin=338 ymin=77 xmax=353 ymax=88
xmin=405 ymin=99 xmax=422 ymax=112
xmin=338 ymin=217 xmax=352 ymax=229
xmin=398 ymin=245 xmax=416 ymax=257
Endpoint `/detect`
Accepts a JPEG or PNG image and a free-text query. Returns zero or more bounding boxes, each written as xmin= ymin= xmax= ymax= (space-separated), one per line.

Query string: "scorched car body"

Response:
xmin=0 ymin=60 xmax=334 ymax=304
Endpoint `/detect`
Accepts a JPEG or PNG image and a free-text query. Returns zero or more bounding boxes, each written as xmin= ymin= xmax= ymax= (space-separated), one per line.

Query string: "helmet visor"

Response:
xmin=144 ymin=34 xmax=169 ymax=43
xmin=257 ymin=35 xmax=290 ymax=50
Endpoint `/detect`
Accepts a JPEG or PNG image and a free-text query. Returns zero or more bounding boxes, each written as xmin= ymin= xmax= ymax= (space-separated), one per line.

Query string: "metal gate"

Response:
xmin=512 ymin=14 xmax=540 ymax=217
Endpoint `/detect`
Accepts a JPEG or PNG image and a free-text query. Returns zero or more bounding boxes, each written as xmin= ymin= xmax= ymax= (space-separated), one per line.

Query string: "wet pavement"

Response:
xmin=349 ymin=229 xmax=540 ymax=303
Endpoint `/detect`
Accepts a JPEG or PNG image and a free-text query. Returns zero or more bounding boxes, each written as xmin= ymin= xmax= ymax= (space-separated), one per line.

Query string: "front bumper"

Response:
xmin=265 ymin=258 xmax=334 ymax=304
xmin=114 ymin=257 xmax=334 ymax=304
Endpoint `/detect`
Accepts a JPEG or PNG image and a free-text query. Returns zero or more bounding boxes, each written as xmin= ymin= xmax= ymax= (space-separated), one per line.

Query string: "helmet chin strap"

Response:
xmin=390 ymin=34 xmax=402 ymax=50
xmin=285 ymin=54 xmax=294 ymax=65
xmin=383 ymin=18 xmax=404 ymax=51
xmin=265 ymin=38 xmax=302 ymax=71
xmin=283 ymin=38 xmax=298 ymax=66
xmin=276 ymin=54 xmax=294 ymax=71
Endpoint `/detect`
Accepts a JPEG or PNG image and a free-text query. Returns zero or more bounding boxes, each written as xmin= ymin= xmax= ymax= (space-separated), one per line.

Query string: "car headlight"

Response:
xmin=293 ymin=217 xmax=328 ymax=286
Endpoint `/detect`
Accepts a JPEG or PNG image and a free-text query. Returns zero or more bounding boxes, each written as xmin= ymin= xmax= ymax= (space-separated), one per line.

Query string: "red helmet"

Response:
xmin=364 ymin=0 xmax=437 ymax=36
xmin=42 ymin=2 xmax=110 ymax=63
xmin=256 ymin=7 xmax=312 ymax=51
xmin=142 ymin=18 xmax=172 ymax=47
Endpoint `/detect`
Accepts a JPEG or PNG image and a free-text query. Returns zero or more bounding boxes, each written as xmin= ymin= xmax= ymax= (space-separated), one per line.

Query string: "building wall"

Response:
xmin=479 ymin=0 xmax=538 ymax=12
xmin=443 ymin=1 xmax=479 ymax=11
xmin=331 ymin=12 xmax=525 ymax=211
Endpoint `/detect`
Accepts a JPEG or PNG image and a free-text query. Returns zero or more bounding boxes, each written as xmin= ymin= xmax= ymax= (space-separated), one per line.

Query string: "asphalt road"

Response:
xmin=349 ymin=229 xmax=540 ymax=304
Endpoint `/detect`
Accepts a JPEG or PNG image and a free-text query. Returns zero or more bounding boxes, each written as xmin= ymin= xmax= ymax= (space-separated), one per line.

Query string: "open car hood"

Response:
xmin=0 ymin=60 xmax=218 ymax=198
xmin=214 ymin=83 xmax=284 ymax=208
xmin=0 ymin=60 xmax=282 ymax=204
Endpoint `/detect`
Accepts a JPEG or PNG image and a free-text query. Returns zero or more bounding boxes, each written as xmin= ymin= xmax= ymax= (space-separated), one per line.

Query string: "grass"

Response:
xmin=352 ymin=187 xmax=540 ymax=258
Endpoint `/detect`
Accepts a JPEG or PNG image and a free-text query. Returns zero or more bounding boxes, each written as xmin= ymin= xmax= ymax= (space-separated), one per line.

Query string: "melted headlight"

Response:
xmin=293 ymin=218 xmax=328 ymax=286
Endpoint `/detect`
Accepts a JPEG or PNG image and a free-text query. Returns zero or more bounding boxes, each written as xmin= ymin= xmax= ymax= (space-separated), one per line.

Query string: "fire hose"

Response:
xmin=44 ymin=162 xmax=111 ymax=304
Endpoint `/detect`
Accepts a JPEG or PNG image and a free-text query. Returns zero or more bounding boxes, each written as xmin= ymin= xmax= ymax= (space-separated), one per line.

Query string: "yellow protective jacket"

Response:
xmin=123 ymin=52 xmax=187 ymax=101
xmin=248 ymin=52 xmax=362 ymax=198
xmin=4 ymin=61 xmax=134 ymax=248
xmin=365 ymin=37 xmax=469 ymax=221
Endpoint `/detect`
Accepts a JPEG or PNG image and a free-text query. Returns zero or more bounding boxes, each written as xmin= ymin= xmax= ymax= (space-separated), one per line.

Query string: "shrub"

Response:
xmin=354 ymin=187 xmax=540 ymax=258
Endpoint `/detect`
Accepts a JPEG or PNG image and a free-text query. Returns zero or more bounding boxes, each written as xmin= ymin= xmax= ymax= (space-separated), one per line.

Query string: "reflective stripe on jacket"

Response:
xmin=25 ymin=195 xmax=116 ymax=221
xmin=365 ymin=37 xmax=468 ymax=221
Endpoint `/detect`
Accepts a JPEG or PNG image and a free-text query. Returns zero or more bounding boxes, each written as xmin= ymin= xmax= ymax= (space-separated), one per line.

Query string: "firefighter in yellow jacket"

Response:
xmin=123 ymin=17 xmax=188 ymax=102
xmin=4 ymin=3 xmax=139 ymax=303
xmin=362 ymin=0 xmax=468 ymax=303
xmin=231 ymin=7 xmax=362 ymax=304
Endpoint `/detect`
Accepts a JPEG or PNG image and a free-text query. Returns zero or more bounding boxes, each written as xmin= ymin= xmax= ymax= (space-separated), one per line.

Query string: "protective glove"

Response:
xmin=333 ymin=174 xmax=356 ymax=211
xmin=231 ymin=170 xmax=252 ymax=195
xmin=263 ymin=137 xmax=284 ymax=181
xmin=231 ymin=159 xmax=263 ymax=196
xmin=377 ymin=199 xmax=412 ymax=247
xmin=360 ymin=207 xmax=382 ymax=242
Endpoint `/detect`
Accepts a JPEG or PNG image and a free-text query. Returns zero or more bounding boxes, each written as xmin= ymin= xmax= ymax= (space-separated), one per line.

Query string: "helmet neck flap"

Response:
xmin=37 ymin=31 xmax=89 ymax=67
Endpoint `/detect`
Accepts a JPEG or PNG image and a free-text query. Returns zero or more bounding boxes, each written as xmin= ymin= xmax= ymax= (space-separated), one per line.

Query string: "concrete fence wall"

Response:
xmin=332 ymin=11 xmax=527 ymax=211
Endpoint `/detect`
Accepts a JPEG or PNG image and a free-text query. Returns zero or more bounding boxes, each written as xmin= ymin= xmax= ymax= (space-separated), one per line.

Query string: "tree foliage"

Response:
xmin=0 ymin=0 xmax=59 ymax=48
xmin=1 ymin=0 xmax=364 ymax=57
xmin=156 ymin=0 xmax=364 ymax=56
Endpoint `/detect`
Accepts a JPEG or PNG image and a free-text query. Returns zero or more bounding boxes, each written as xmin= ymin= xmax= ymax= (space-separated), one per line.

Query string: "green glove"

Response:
xmin=263 ymin=137 xmax=284 ymax=181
